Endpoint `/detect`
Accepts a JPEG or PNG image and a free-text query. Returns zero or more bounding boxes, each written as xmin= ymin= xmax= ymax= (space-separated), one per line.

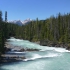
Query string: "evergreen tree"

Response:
xmin=5 ymin=11 xmax=7 ymax=22
xmin=0 ymin=11 xmax=2 ymax=21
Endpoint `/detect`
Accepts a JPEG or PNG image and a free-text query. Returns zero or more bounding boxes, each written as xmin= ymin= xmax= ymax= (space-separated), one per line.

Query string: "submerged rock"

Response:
xmin=26 ymin=48 xmax=39 ymax=51
xmin=19 ymin=48 xmax=39 ymax=52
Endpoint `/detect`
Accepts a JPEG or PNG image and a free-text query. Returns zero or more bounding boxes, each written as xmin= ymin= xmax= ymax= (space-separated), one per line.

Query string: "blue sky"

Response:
xmin=0 ymin=0 xmax=70 ymax=21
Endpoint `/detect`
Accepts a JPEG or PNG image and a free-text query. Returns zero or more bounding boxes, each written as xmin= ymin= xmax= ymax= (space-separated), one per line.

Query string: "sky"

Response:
xmin=0 ymin=0 xmax=70 ymax=21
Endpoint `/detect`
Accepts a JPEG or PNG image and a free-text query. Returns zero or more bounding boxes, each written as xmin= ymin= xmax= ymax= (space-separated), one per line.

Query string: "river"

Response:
xmin=0 ymin=37 xmax=70 ymax=70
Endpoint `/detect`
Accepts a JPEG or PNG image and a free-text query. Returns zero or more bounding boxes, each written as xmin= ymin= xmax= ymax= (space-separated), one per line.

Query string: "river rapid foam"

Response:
xmin=1 ymin=37 xmax=70 ymax=70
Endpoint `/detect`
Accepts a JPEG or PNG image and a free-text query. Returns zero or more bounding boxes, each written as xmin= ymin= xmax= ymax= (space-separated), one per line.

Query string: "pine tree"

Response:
xmin=0 ymin=11 xmax=2 ymax=21
xmin=5 ymin=11 xmax=7 ymax=22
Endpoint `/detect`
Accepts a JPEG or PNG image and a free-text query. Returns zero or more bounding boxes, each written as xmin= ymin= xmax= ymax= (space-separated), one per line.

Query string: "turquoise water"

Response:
xmin=0 ymin=37 xmax=70 ymax=70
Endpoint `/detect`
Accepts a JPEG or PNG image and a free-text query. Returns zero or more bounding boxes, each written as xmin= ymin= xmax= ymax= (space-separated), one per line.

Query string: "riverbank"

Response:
xmin=42 ymin=41 xmax=70 ymax=50
xmin=33 ymin=40 xmax=70 ymax=50
xmin=1 ymin=54 xmax=26 ymax=63
xmin=0 ymin=42 xmax=40 ymax=63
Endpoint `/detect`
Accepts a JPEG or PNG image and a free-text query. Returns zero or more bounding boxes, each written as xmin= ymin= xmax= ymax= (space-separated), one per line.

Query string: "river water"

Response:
xmin=0 ymin=37 xmax=70 ymax=70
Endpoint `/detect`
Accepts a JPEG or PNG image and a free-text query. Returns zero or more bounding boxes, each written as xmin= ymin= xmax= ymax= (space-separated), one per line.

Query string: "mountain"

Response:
xmin=8 ymin=18 xmax=32 ymax=26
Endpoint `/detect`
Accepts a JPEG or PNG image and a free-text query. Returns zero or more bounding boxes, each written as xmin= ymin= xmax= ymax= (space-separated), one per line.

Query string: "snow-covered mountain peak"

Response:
xmin=8 ymin=18 xmax=32 ymax=25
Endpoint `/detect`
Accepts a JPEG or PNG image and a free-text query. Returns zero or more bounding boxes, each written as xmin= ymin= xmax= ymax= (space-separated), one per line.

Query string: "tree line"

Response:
xmin=14 ymin=13 xmax=70 ymax=44
xmin=0 ymin=11 xmax=70 ymax=54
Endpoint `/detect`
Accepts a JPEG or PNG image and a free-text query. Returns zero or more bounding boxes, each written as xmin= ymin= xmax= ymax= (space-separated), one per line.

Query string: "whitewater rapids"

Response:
xmin=1 ymin=37 xmax=70 ymax=70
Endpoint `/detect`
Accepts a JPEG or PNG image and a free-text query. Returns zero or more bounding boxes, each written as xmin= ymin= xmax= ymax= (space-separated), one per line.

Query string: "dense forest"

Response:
xmin=0 ymin=11 xmax=70 ymax=54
